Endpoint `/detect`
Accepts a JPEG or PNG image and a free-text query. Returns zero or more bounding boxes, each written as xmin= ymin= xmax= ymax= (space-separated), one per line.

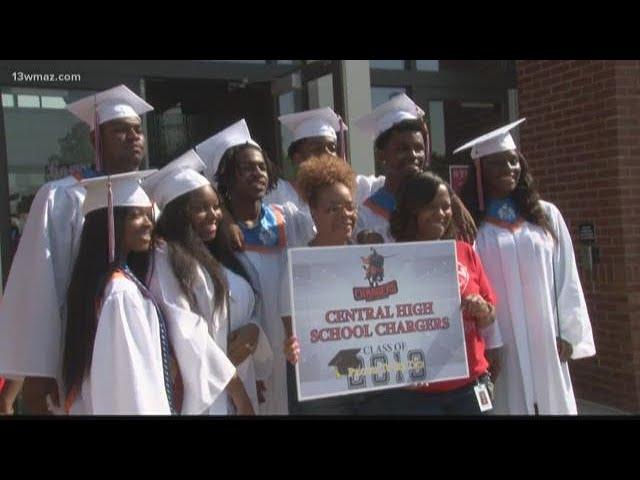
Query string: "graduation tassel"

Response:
xmin=338 ymin=115 xmax=348 ymax=163
xmin=95 ymin=98 xmax=114 ymax=263
xmin=552 ymin=241 xmax=564 ymax=360
xmin=94 ymin=98 xmax=102 ymax=173
xmin=107 ymin=177 xmax=115 ymax=264
xmin=474 ymin=158 xmax=485 ymax=212
xmin=414 ymin=104 xmax=431 ymax=170
xmin=421 ymin=116 xmax=432 ymax=170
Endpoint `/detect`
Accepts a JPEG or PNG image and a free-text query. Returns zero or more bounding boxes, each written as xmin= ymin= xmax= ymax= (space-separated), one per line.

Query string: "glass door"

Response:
xmin=412 ymin=87 xmax=511 ymax=191
xmin=0 ymin=86 xmax=98 ymax=283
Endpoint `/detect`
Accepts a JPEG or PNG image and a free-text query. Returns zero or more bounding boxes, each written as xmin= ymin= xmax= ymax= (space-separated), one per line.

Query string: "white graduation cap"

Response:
xmin=452 ymin=118 xmax=526 ymax=159
xmin=141 ymin=149 xmax=210 ymax=210
xmin=66 ymin=84 xmax=154 ymax=131
xmin=196 ymin=119 xmax=260 ymax=180
xmin=81 ymin=170 xmax=156 ymax=215
xmin=279 ymin=107 xmax=346 ymax=143
xmin=452 ymin=118 xmax=526 ymax=211
xmin=354 ymin=93 xmax=425 ymax=139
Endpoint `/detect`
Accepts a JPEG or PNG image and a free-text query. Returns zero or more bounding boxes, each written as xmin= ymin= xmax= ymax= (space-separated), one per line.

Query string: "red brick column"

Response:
xmin=517 ymin=60 xmax=640 ymax=412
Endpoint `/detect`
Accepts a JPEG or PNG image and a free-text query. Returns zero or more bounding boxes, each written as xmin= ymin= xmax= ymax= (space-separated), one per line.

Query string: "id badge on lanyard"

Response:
xmin=474 ymin=383 xmax=493 ymax=412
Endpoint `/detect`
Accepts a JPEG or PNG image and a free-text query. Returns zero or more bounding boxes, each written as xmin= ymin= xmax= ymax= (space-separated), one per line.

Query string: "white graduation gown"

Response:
xmin=263 ymin=179 xmax=304 ymax=210
xmin=224 ymin=262 xmax=274 ymax=414
xmin=0 ymin=176 xmax=85 ymax=384
xmin=475 ymin=200 xmax=596 ymax=415
xmin=149 ymin=245 xmax=271 ymax=415
xmin=264 ymin=181 xmax=316 ymax=240
xmin=354 ymin=203 xmax=395 ymax=243
xmin=242 ymin=203 xmax=313 ymax=415
xmin=69 ymin=274 xmax=171 ymax=415
xmin=354 ymin=174 xmax=386 ymax=207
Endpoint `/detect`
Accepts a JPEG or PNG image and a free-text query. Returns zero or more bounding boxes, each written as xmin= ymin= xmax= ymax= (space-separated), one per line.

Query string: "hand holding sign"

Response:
xmin=284 ymin=336 xmax=301 ymax=364
xmin=461 ymin=294 xmax=495 ymax=328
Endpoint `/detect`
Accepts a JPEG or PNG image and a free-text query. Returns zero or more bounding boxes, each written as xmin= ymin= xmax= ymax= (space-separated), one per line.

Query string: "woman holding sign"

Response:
xmin=455 ymin=119 xmax=595 ymax=415
xmin=380 ymin=171 xmax=498 ymax=415
xmin=282 ymin=153 xmax=375 ymax=414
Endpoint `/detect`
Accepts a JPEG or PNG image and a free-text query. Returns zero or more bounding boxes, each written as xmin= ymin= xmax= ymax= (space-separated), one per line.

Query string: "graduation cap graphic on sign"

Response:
xmin=328 ymin=348 xmax=362 ymax=376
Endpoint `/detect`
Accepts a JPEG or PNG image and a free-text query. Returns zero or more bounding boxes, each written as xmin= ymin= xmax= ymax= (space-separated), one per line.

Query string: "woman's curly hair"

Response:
xmin=296 ymin=153 xmax=356 ymax=207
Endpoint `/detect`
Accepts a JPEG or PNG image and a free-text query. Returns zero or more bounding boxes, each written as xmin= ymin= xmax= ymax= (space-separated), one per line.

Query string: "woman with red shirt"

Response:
xmin=384 ymin=171 xmax=498 ymax=415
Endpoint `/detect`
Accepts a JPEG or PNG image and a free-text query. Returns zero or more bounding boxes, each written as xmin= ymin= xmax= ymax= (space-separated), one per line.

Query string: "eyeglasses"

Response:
xmin=323 ymin=203 xmax=357 ymax=215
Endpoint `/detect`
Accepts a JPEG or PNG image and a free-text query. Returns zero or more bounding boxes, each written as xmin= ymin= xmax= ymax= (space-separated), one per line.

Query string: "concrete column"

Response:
xmin=341 ymin=60 xmax=374 ymax=176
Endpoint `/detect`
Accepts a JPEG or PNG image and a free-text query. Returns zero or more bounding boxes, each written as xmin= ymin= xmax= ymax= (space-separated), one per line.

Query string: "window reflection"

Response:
xmin=203 ymin=60 xmax=268 ymax=64
xmin=371 ymin=86 xmax=407 ymax=108
xmin=370 ymin=60 xmax=406 ymax=70
xmin=278 ymin=90 xmax=302 ymax=180
xmin=438 ymin=60 xmax=513 ymax=73
xmin=416 ymin=60 xmax=439 ymax=71
xmin=17 ymin=95 xmax=40 ymax=108
xmin=430 ymin=99 xmax=505 ymax=183
xmin=2 ymin=93 xmax=15 ymax=108
xmin=2 ymin=86 xmax=96 ymax=265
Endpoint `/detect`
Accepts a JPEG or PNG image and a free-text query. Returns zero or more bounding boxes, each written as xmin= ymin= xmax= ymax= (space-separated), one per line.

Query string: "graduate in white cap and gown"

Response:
xmin=454 ymin=119 xmax=596 ymax=414
xmin=144 ymin=150 xmax=271 ymax=415
xmin=354 ymin=93 xmax=476 ymax=244
xmin=267 ymin=107 xmax=384 ymax=210
xmin=0 ymin=85 xmax=153 ymax=414
xmin=62 ymin=169 xmax=179 ymax=414
xmin=197 ymin=119 xmax=313 ymax=414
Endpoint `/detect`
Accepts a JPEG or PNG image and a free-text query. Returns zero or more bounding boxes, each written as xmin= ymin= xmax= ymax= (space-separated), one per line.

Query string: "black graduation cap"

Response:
xmin=328 ymin=348 xmax=362 ymax=376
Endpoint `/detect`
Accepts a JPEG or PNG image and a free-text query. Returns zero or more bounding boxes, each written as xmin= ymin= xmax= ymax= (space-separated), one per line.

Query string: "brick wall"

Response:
xmin=517 ymin=60 xmax=640 ymax=412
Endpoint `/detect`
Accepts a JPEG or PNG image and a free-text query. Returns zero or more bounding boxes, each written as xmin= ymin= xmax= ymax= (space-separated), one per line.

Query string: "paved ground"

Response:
xmin=577 ymin=398 xmax=630 ymax=415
